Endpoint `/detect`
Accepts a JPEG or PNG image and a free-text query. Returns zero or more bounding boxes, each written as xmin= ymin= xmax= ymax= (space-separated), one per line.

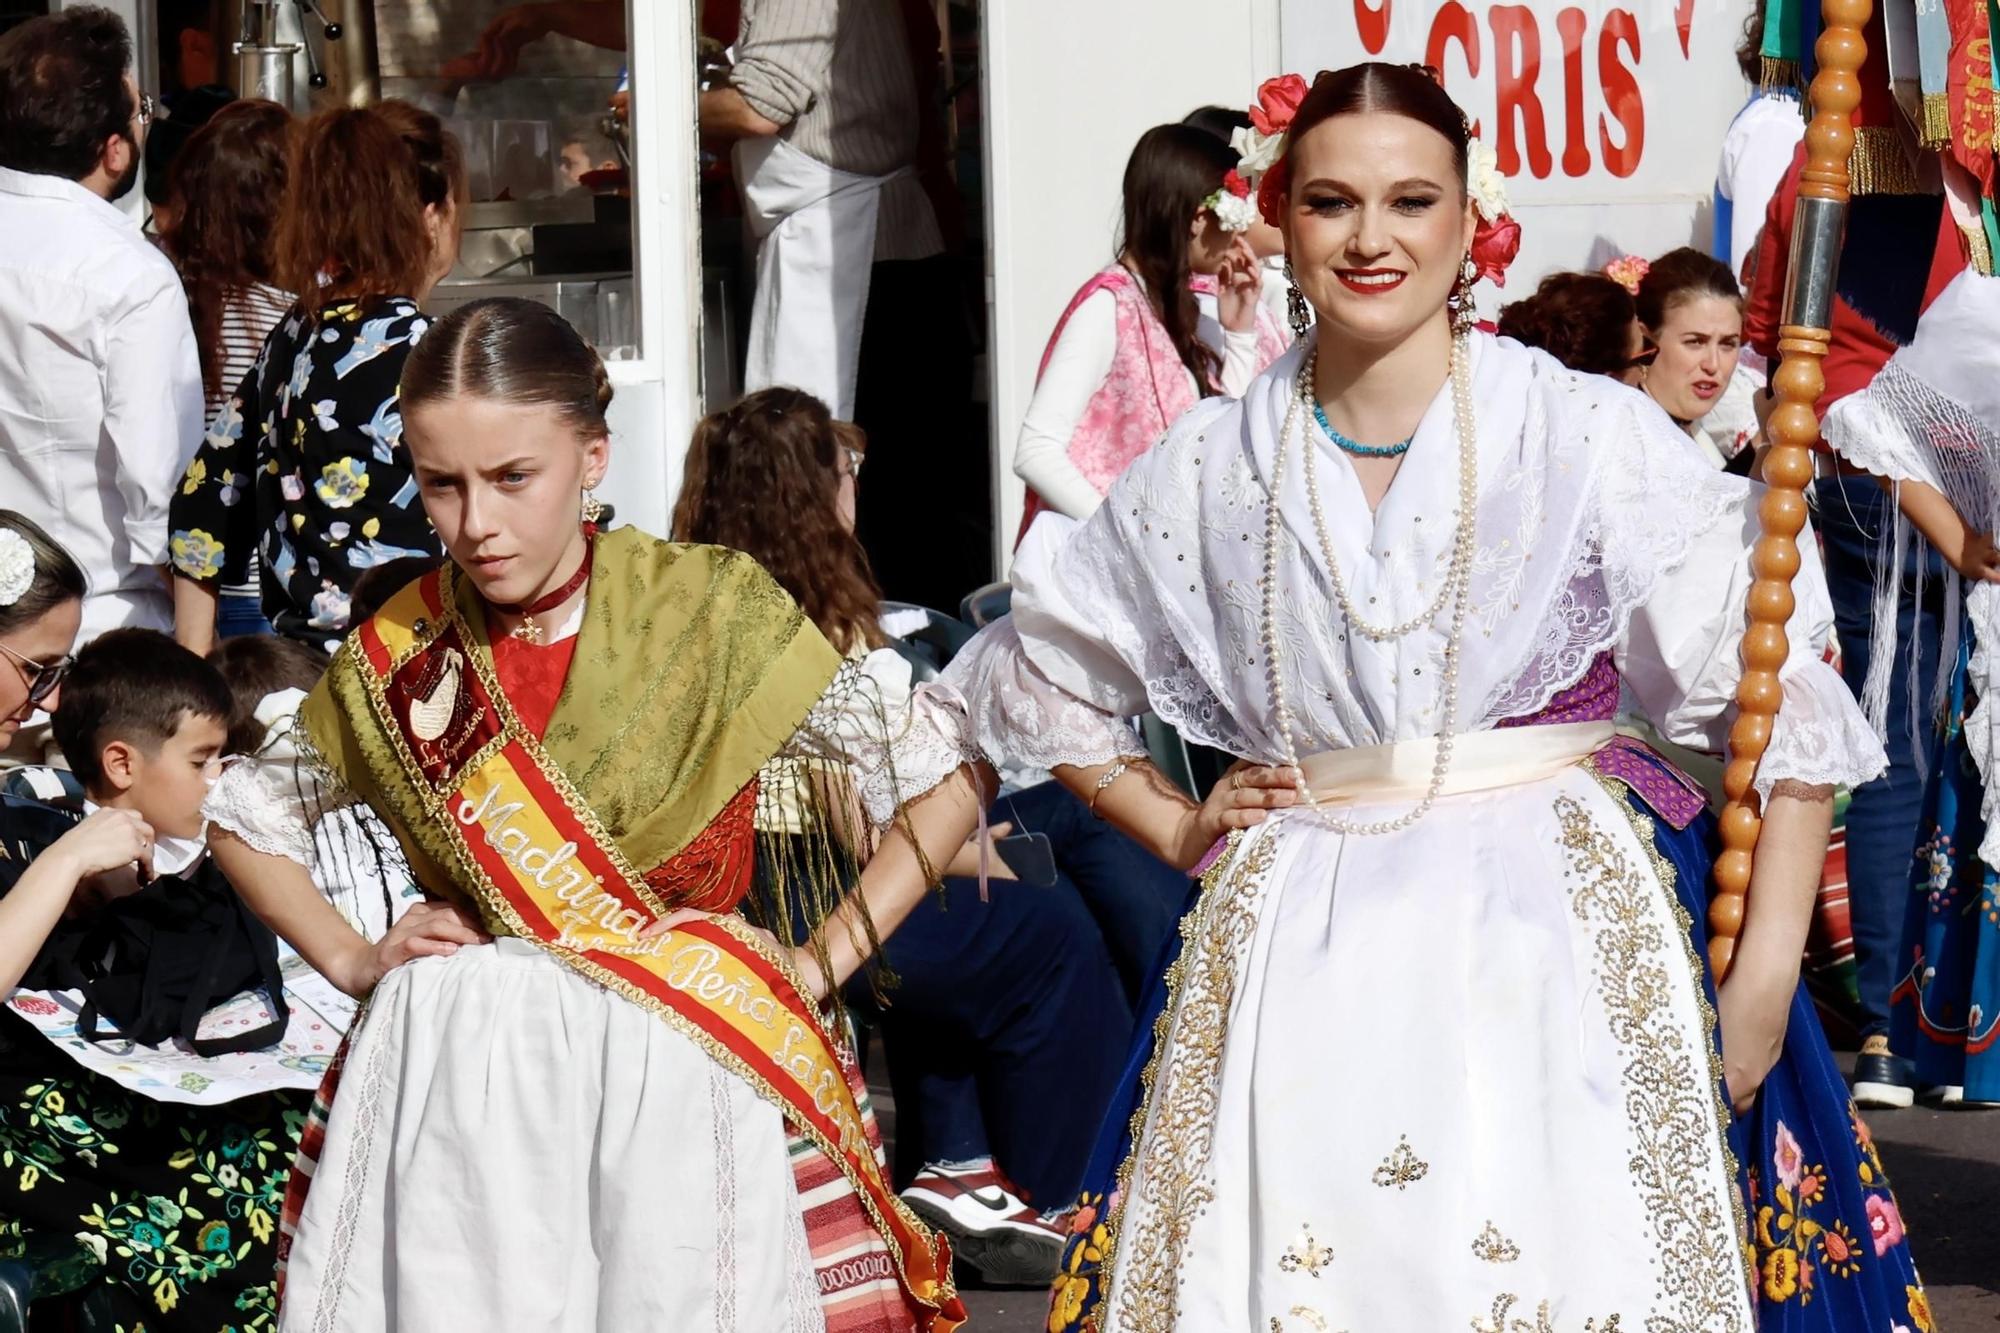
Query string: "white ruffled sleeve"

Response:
xmin=202 ymin=715 xmax=361 ymax=867
xmin=942 ymin=618 xmax=1148 ymax=775
xmin=781 ymin=648 xmax=982 ymax=828
xmin=1615 ymin=474 xmax=1887 ymax=801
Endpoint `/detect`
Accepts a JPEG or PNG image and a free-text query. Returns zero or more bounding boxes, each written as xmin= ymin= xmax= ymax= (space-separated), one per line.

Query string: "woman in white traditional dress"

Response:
xmin=944 ymin=64 xmax=1931 ymax=1330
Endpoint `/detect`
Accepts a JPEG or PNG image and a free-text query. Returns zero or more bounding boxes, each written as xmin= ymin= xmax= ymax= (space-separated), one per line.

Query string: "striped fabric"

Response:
xmin=208 ymin=283 xmax=294 ymax=418
xmin=209 ymin=283 xmax=293 ymax=599
xmin=730 ymin=0 xmax=942 ymax=261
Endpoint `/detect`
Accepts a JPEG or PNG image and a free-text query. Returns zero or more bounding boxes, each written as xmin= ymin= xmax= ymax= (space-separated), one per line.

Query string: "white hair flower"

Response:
xmin=1230 ymin=124 xmax=1285 ymax=179
xmin=0 ymin=529 xmax=34 ymax=609
xmin=1467 ymin=137 xmax=1509 ymax=222
xmin=1204 ymin=170 xmax=1260 ymax=233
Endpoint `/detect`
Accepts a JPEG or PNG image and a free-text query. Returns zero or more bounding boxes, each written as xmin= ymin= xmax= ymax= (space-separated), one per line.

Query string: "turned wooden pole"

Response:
xmin=1709 ymin=0 xmax=1871 ymax=981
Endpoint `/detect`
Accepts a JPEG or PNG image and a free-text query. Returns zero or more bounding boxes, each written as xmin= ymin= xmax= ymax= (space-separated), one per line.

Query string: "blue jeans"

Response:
xmin=770 ymin=784 xmax=1186 ymax=1205
xmin=215 ymin=591 xmax=274 ymax=640
xmin=1812 ymin=473 xmax=1947 ymax=1041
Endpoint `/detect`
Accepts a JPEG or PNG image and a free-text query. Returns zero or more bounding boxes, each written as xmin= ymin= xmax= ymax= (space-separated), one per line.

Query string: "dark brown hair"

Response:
xmin=671 ymin=388 xmax=886 ymax=654
xmin=207 ymin=634 xmax=327 ymax=754
xmin=163 ymin=99 xmax=293 ymax=399
xmin=0 ymin=6 xmax=133 ymax=182
xmin=1738 ymin=0 xmax=1767 ymax=85
xmin=399 ymin=297 xmax=612 ymax=436
xmin=1635 ymin=246 xmax=1742 ymax=332
xmin=277 ymin=100 xmax=463 ymax=316
xmin=0 ymin=511 xmax=86 ymax=638
xmin=1121 ymin=124 xmax=1236 ymax=395
xmin=1497 ymin=272 xmax=1638 ymax=378
xmin=51 ymin=629 xmax=232 ymax=788
xmin=1284 ymin=62 xmax=1472 ymax=192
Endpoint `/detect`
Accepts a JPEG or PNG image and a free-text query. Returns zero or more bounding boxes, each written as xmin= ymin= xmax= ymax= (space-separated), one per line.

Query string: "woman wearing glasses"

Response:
xmin=0 ymin=511 xmax=157 ymax=992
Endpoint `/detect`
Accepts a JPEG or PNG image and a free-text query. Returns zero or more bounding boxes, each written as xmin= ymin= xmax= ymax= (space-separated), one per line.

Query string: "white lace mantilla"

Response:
xmin=945 ymin=332 xmax=1885 ymax=796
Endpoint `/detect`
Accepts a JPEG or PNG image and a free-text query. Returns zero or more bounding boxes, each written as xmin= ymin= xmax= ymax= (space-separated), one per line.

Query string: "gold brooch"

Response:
xmin=1370 ymin=1134 xmax=1429 ymax=1190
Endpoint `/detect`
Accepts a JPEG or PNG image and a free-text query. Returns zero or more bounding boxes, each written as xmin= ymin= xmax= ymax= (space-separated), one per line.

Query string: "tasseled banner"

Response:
xmin=1761 ymin=56 xmax=1803 ymax=96
xmin=1848 ymin=126 xmax=1929 ymax=197
xmin=1923 ymin=91 xmax=1954 ymax=148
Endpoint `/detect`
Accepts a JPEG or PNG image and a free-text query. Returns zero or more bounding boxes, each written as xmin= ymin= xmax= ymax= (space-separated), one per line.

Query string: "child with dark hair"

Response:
xmin=1013 ymin=123 xmax=1288 ymax=535
xmin=0 ymin=625 xmax=308 ymax=1328
xmin=51 ymin=629 xmax=231 ymax=869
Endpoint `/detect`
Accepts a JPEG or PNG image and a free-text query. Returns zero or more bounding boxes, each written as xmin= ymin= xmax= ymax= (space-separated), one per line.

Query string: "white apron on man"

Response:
xmin=736 ymin=137 xmax=908 ymax=420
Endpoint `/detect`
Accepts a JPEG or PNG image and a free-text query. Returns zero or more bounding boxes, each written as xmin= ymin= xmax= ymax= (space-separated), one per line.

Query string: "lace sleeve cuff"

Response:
xmin=783 ymin=651 xmax=983 ymax=829
xmin=943 ymin=619 xmax=1148 ymax=774
xmin=1755 ymin=658 xmax=1889 ymax=803
xmin=203 ymin=748 xmax=355 ymax=867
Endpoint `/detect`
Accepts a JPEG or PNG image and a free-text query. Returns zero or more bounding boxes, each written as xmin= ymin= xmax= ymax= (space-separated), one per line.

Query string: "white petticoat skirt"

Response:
xmin=278 ymin=937 xmax=827 ymax=1333
xmin=1097 ymin=765 xmax=1756 ymax=1332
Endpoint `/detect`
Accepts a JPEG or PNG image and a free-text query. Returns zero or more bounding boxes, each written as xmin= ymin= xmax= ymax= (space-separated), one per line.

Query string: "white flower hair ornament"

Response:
xmin=1204 ymin=170 xmax=1261 ymax=233
xmin=0 ymin=529 xmax=35 ymax=610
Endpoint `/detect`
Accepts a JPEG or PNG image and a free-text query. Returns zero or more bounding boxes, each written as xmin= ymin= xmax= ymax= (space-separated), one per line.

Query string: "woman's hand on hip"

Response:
xmin=1173 ymin=760 xmax=1300 ymax=870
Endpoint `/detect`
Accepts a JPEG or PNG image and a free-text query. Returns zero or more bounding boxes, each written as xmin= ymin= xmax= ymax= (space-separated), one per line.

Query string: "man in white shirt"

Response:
xmin=0 ymin=7 xmax=204 ymax=642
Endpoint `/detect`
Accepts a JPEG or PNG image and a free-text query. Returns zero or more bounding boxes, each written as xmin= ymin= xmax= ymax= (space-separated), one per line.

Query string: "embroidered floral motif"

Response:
xmin=1268 ymin=1307 xmax=1336 ymax=1332
xmin=1471 ymin=1292 xmax=1623 ymax=1332
xmin=1907 ymin=1283 xmax=1935 ymax=1332
xmin=1553 ymin=792 xmax=1751 ymax=1332
xmin=1471 ymin=1220 xmax=1522 ymax=1264
xmin=1278 ymin=1224 xmax=1334 ymax=1277
xmin=1750 ymin=1107 xmax=1910 ymax=1309
xmin=1107 ymin=832 xmax=1279 ymax=1332
xmin=1369 ymin=1134 xmax=1429 ymax=1190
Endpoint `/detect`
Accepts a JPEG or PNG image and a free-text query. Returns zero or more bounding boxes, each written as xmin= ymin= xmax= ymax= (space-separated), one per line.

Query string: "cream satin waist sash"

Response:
xmin=1297 ymin=721 xmax=1615 ymax=807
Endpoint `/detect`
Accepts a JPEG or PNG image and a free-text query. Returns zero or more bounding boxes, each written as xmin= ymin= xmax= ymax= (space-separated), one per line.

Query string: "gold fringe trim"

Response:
xmin=1848 ymin=125 xmax=1927 ymax=196
xmin=1760 ymin=56 xmax=1802 ymax=94
xmin=1965 ymin=222 xmax=1996 ymax=277
xmin=1921 ymin=91 xmax=1952 ymax=150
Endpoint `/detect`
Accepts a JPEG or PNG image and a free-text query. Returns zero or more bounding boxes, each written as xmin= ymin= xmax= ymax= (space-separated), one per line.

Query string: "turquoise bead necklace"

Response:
xmin=1310 ymin=398 xmax=1412 ymax=458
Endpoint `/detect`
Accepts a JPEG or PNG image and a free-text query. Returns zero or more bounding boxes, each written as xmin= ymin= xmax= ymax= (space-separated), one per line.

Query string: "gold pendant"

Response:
xmin=512 ymin=618 xmax=545 ymax=646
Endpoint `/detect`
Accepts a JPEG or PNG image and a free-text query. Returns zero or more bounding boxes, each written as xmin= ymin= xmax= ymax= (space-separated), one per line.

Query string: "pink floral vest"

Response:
xmin=1018 ymin=266 xmax=1288 ymax=542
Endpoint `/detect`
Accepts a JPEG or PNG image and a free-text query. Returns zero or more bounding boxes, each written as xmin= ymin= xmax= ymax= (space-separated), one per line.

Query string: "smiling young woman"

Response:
xmin=939 ymin=63 xmax=1929 ymax=1332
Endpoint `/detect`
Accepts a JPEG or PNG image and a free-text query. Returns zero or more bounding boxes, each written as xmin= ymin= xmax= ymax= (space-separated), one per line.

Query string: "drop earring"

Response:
xmin=1284 ymin=256 xmax=1312 ymax=339
xmin=1448 ymin=254 xmax=1478 ymax=336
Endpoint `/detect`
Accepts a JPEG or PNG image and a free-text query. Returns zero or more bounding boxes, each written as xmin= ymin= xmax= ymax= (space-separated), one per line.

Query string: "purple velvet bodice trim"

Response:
xmin=1496 ymin=651 xmax=1709 ymax=830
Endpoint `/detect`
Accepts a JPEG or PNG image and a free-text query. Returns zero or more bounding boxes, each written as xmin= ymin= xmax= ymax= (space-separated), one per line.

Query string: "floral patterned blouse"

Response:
xmin=169 ymin=295 xmax=441 ymax=644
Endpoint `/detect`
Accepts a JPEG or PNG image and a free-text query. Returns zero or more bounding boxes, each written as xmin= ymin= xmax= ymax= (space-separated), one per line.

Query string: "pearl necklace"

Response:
xmin=1259 ymin=333 xmax=1479 ymax=836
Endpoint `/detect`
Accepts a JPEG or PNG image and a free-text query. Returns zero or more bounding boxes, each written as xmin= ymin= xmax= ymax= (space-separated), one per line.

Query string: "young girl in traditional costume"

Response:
xmin=200 ymin=298 xmax=1269 ymax=1332
xmin=1012 ymin=123 xmax=1288 ymax=532
xmin=944 ymin=64 xmax=1930 ymax=1330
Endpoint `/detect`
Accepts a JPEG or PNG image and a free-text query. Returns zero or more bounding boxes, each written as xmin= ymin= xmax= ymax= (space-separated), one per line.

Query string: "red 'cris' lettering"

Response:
xmin=1489 ymin=5 xmax=1554 ymax=178
xmin=1556 ymin=7 xmax=1591 ymax=176
xmin=1425 ymin=2 xmax=1485 ymax=138
xmin=1598 ymin=8 xmax=1644 ymax=177
xmin=1355 ymin=0 xmax=1393 ymax=54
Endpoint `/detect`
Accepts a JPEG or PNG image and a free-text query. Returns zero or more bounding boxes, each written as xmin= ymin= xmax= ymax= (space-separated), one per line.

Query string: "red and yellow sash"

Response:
xmin=351 ymin=571 xmax=961 ymax=1330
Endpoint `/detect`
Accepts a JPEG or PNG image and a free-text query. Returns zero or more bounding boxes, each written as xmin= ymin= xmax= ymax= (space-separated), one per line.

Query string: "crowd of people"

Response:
xmin=0 ymin=1 xmax=1993 ymax=1331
